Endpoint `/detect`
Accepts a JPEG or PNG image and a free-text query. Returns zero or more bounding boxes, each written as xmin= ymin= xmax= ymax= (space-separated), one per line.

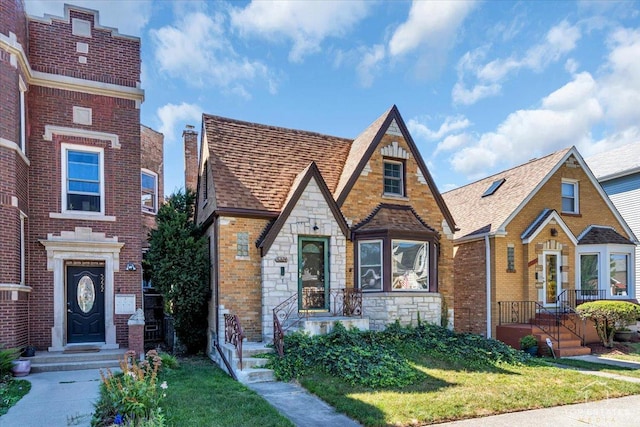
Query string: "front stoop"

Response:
xmin=530 ymin=326 xmax=591 ymax=357
xmin=29 ymin=349 xmax=126 ymax=372
xmin=212 ymin=341 xmax=275 ymax=384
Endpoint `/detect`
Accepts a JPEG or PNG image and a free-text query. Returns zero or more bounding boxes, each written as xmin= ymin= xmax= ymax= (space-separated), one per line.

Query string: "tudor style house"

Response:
xmin=586 ymin=143 xmax=640 ymax=301
xmin=193 ymin=106 xmax=456 ymax=350
xmin=443 ymin=147 xmax=637 ymax=355
xmin=0 ymin=1 xmax=160 ymax=357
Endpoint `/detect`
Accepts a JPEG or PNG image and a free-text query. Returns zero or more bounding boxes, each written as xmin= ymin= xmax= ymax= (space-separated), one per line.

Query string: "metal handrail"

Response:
xmin=213 ymin=338 xmax=237 ymax=380
xmin=224 ymin=313 xmax=245 ymax=370
xmin=556 ymin=289 xmax=607 ymax=345
xmin=498 ymin=300 xmax=559 ymax=346
xmin=272 ymin=289 xmax=364 ymax=357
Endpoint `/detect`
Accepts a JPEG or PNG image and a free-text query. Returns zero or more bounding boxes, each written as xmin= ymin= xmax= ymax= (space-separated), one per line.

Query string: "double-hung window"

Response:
xmin=359 ymin=240 xmax=383 ymax=291
xmin=561 ymin=180 xmax=579 ymax=213
xmin=383 ymin=160 xmax=404 ymax=196
xmin=141 ymin=170 xmax=158 ymax=214
xmin=62 ymin=144 xmax=103 ymax=214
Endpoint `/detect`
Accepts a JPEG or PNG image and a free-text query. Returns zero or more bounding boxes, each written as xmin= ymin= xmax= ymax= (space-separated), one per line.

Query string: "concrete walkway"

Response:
xmin=0 ymin=369 xmax=103 ymax=427
xmin=248 ymin=381 xmax=361 ymax=427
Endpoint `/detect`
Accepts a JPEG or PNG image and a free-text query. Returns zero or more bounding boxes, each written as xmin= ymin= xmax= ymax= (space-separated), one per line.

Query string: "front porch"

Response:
xmin=496 ymin=289 xmax=615 ymax=357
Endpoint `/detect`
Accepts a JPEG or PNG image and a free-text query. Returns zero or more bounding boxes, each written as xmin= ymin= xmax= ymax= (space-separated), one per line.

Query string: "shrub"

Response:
xmin=0 ymin=347 xmax=20 ymax=378
xmin=519 ymin=335 xmax=538 ymax=350
xmin=92 ymin=350 xmax=168 ymax=427
xmin=576 ymin=300 xmax=640 ymax=348
xmin=158 ymin=352 xmax=179 ymax=370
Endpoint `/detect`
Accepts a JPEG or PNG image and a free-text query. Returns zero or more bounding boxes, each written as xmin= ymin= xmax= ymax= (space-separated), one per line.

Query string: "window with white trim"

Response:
xmin=580 ymin=253 xmax=599 ymax=292
xmin=62 ymin=144 xmax=104 ymax=214
xmin=610 ymin=253 xmax=629 ymax=296
xmin=577 ymin=245 xmax=634 ymax=298
xmin=561 ymin=180 xmax=578 ymax=213
xmin=141 ymin=170 xmax=158 ymax=214
xmin=19 ymin=213 xmax=25 ymax=285
xmin=237 ymin=232 xmax=249 ymax=257
xmin=359 ymin=240 xmax=383 ymax=291
xmin=383 ymin=160 xmax=404 ymax=196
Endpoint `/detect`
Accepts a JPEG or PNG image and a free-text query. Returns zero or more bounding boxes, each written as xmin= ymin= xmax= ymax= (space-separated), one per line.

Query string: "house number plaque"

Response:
xmin=115 ymin=294 xmax=136 ymax=315
xmin=275 ymin=257 xmax=288 ymax=263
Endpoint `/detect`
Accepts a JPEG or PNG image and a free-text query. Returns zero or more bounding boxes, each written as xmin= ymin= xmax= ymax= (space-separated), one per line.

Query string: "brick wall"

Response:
xmin=217 ymin=216 xmax=269 ymax=341
xmin=453 ymin=239 xmax=487 ymax=335
xmin=341 ymin=132 xmax=455 ymax=326
xmin=141 ymin=125 xmax=164 ymax=250
xmin=183 ymin=128 xmax=198 ymax=193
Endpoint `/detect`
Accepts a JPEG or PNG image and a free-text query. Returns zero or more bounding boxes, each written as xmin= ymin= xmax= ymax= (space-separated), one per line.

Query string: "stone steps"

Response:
xmin=29 ymin=349 xmax=126 ymax=373
xmin=212 ymin=341 xmax=275 ymax=384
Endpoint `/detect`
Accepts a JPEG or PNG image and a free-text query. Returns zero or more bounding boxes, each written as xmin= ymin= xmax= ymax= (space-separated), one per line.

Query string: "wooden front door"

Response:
xmin=67 ymin=265 xmax=105 ymax=343
xmin=298 ymin=237 xmax=329 ymax=311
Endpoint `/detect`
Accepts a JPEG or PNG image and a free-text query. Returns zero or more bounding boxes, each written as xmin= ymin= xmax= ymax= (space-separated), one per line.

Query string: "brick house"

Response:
xmin=443 ymin=147 xmax=637 ymax=354
xmin=586 ymin=143 xmax=640 ymax=301
xmin=192 ymin=106 xmax=456 ymax=349
xmin=0 ymin=1 xmax=161 ymax=355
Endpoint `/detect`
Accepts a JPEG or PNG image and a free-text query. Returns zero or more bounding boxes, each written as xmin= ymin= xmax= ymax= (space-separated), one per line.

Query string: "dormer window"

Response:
xmin=561 ymin=180 xmax=579 ymax=214
xmin=383 ymin=160 xmax=404 ymax=196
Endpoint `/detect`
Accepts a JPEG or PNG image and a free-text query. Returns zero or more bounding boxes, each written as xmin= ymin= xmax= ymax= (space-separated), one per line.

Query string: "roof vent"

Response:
xmin=482 ymin=178 xmax=505 ymax=197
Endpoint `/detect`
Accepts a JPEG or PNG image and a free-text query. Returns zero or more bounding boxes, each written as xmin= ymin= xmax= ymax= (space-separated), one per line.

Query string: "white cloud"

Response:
xmin=156 ymin=103 xmax=203 ymax=145
xmin=408 ymin=115 xmax=471 ymax=141
xmin=150 ymin=11 xmax=276 ymax=94
xmin=388 ymin=1 xmax=477 ymax=57
xmin=356 ymin=45 xmax=386 ymax=88
xmin=436 ymin=133 xmax=473 ymax=155
xmin=24 ymin=0 xmax=151 ymax=36
xmin=230 ymin=0 xmax=370 ymax=63
xmin=453 ymin=20 xmax=581 ymax=105
xmin=598 ymin=28 xmax=640 ymax=128
xmin=450 ymin=72 xmax=603 ymax=177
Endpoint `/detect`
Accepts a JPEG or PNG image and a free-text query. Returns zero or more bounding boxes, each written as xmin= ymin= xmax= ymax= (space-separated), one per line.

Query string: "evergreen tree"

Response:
xmin=147 ymin=190 xmax=209 ymax=353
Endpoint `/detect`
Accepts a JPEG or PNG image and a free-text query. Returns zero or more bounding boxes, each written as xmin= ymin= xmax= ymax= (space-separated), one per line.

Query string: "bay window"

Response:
xmin=359 ymin=240 xmax=383 ymax=291
xmin=391 ymin=240 xmax=429 ymax=290
xmin=577 ymin=245 xmax=634 ymax=298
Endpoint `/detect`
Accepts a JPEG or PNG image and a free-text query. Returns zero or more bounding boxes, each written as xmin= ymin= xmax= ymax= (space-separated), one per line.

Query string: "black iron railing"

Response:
xmin=224 ymin=313 xmax=245 ymax=370
xmin=498 ymin=300 xmax=559 ymax=344
xmin=557 ymin=289 xmax=608 ymax=311
xmin=272 ymin=289 xmax=363 ymax=356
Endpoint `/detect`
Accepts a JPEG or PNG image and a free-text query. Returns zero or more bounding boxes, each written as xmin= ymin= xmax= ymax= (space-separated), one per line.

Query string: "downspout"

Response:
xmin=485 ymin=235 xmax=492 ymax=338
xmin=214 ymin=216 xmax=220 ymax=344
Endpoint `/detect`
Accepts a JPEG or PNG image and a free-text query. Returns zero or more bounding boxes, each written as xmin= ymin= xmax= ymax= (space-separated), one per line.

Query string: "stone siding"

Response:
xmin=261 ymin=178 xmax=346 ymax=341
xmin=363 ymin=293 xmax=442 ymax=331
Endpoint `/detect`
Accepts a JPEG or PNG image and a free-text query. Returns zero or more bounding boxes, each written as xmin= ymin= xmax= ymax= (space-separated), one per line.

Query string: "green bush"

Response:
xmin=267 ymin=322 xmax=528 ymax=388
xmin=576 ymin=301 xmax=640 ymax=348
xmin=519 ymin=335 xmax=538 ymax=350
xmin=158 ymin=352 xmax=180 ymax=370
xmin=0 ymin=347 xmax=20 ymax=378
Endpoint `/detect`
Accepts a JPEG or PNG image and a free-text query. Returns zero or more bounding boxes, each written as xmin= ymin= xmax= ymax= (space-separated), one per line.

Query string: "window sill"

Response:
xmin=561 ymin=212 xmax=582 ymax=217
xmin=50 ymin=212 xmax=116 ymax=222
xmin=235 ymin=256 xmax=250 ymax=261
xmin=506 ymin=269 xmax=516 ymax=273
xmin=382 ymin=194 xmax=409 ymax=201
xmin=142 ymin=209 xmax=157 ymax=216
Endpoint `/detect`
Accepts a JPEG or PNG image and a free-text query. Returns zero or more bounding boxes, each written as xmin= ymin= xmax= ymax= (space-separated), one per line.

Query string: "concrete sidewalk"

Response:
xmin=0 ymin=369 xmax=103 ymax=427
xmin=567 ymin=354 xmax=640 ymax=369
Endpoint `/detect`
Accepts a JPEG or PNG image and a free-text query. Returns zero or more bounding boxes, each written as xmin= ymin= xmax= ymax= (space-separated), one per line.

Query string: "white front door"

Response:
xmin=543 ymin=251 xmax=561 ymax=305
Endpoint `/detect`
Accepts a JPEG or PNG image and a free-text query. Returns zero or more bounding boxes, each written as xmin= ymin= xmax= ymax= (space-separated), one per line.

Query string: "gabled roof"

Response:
xmin=203 ymin=114 xmax=352 ymax=213
xmin=352 ymin=204 xmax=438 ymax=236
xmin=257 ymin=162 xmax=349 ymax=256
xmin=520 ymin=209 xmax=577 ymax=245
xmin=577 ymin=226 xmax=635 ymax=245
xmin=443 ymin=148 xmax=571 ymax=240
xmin=585 ymin=142 xmax=640 ymax=182
xmin=334 ymin=105 xmax=456 ymax=231
xmin=443 ymin=146 xmax=637 ymax=243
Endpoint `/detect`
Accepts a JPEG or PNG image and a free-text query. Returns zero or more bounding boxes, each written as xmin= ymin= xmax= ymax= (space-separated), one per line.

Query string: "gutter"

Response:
xmin=485 ymin=235 xmax=492 ymax=338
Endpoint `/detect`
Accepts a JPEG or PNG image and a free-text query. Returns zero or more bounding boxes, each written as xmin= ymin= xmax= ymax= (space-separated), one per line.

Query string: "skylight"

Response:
xmin=482 ymin=178 xmax=505 ymax=197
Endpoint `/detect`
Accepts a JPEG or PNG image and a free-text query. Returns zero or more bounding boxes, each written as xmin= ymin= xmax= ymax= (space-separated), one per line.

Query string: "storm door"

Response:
xmin=67 ymin=265 xmax=105 ymax=343
xmin=298 ymin=237 xmax=329 ymax=311
xmin=543 ymin=252 xmax=561 ymax=305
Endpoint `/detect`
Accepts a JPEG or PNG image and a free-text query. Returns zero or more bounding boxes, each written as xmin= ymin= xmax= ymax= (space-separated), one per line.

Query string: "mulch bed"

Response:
xmin=587 ymin=335 xmax=640 ymax=355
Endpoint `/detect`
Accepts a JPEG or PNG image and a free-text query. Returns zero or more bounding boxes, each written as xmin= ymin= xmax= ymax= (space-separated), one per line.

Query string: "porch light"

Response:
xmin=550 ymin=228 xmax=558 ymax=237
xmin=126 ymin=262 xmax=137 ymax=271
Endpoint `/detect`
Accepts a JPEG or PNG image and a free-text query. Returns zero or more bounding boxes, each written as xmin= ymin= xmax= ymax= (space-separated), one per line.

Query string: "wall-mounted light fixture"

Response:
xmin=126 ymin=262 xmax=137 ymax=271
xmin=550 ymin=228 xmax=558 ymax=237
xmin=312 ymin=223 xmax=319 ymax=231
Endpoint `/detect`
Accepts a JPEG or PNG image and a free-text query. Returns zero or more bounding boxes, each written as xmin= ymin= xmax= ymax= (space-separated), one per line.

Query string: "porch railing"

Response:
xmin=556 ymin=289 xmax=608 ymax=345
xmin=224 ymin=313 xmax=245 ymax=370
xmin=272 ymin=289 xmax=363 ymax=357
xmin=498 ymin=300 xmax=559 ymax=344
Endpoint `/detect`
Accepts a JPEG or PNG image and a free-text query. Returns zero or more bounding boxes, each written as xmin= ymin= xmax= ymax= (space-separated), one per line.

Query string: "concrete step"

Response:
xmin=236 ymin=368 xmax=275 ymax=384
xmin=238 ymin=357 xmax=269 ymax=370
xmin=28 ymin=349 xmax=125 ymax=373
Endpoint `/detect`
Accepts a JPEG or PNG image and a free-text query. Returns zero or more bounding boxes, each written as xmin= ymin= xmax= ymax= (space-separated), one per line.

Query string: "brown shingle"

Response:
xmin=353 ymin=204 xmax=438 ymax=234
xmin=204 ymin=114 xmax=352 ymax=212
xmin=578 ymin=226 xmax=634 ymax=245
xmin=443 ymin=148 xmax=571 ymax=239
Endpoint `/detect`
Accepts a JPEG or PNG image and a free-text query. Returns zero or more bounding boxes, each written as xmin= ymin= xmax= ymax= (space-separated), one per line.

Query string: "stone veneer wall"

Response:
xmin=261 ymin=178 xmax=346 ymax=341
xmin=363 ymin=293 xmax=442 ymax=331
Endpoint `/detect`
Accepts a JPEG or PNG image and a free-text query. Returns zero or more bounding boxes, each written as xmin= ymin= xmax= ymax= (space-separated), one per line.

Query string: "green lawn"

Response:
xmin=550 ymin=358 xmax=640 ymax=379
xmin=598 ymin=342 xmax=640 ymax=363
xmin=300 ymin=356 xmax=640 ymax=426
xmin=159 ymin=357 xmax=293 ymax=427
xmin=0 ymin=378 xmax=30 ymax=416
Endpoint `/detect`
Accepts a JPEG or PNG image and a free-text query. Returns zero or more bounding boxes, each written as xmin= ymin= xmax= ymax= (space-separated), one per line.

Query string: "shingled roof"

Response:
xmin=203 ymin=114 xmax=352 ymax=213
xmin=352 ymin=204 xmax=438 ymax=235
xmin=578 ymin=226 xmax=635 ymax=245
xmin=442 ymin=147 xmax=571 ymax=239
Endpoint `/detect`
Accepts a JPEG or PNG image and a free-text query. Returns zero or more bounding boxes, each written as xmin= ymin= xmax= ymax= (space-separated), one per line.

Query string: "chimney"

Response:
xmin=183 ymin=125 xmax=198 ymax=193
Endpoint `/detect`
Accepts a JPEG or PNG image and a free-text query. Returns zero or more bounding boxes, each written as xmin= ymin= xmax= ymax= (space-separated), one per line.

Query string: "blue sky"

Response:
xmin=25 ymin=1 xmax=640 ymax=196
